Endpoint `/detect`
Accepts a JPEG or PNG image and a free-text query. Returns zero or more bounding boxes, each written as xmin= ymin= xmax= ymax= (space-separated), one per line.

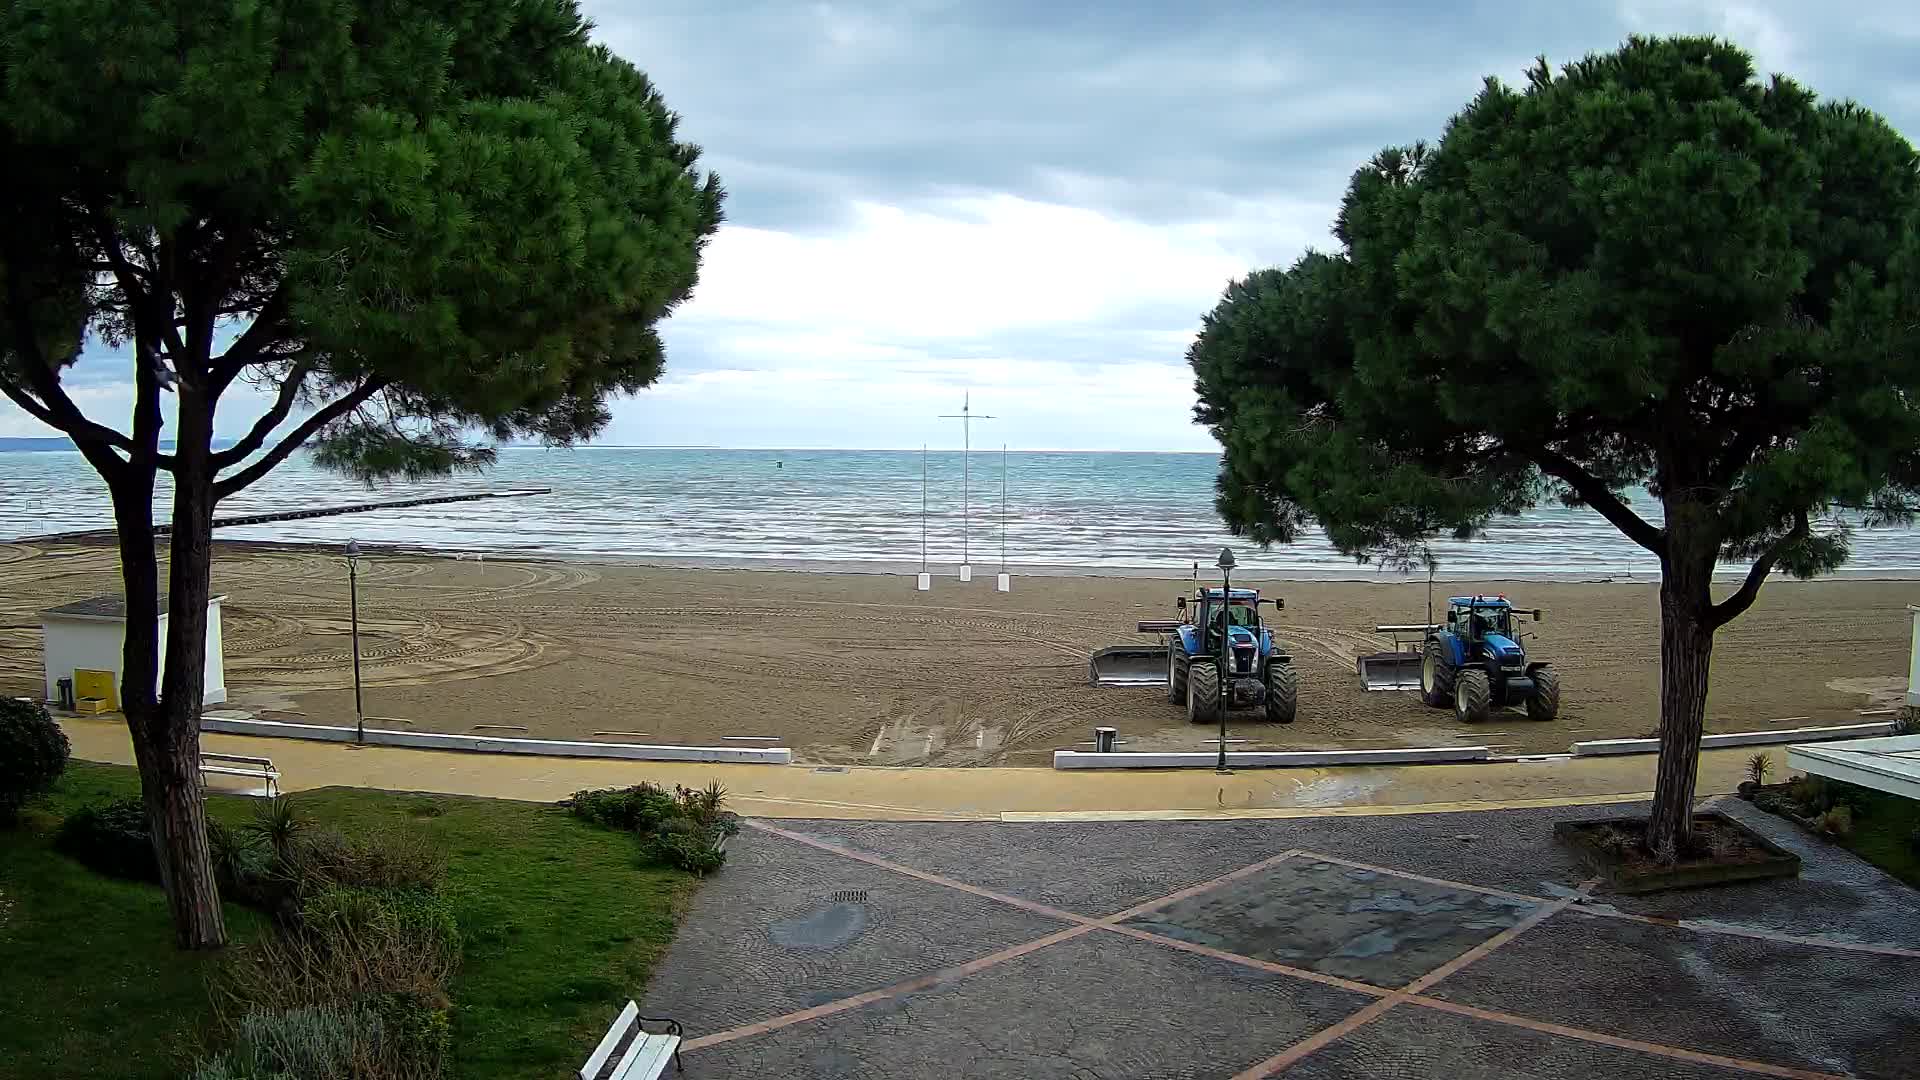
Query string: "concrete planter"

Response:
xmin=1554 ymin=811 xmax=1801 ymax=894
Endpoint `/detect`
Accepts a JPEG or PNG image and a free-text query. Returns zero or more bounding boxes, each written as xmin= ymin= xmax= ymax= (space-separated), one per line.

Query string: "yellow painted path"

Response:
xmin=59 ymin=717 xmax=1763 ymax=821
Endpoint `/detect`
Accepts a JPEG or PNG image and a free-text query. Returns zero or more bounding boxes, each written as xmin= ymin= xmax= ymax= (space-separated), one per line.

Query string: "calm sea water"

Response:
xmin=2 ymin=447 xmax=1916 ymax=578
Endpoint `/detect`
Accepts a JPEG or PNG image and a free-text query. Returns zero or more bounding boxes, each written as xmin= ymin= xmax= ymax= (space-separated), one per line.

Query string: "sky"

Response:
xmin=7 ymin=0 xmax=1920 ymax=452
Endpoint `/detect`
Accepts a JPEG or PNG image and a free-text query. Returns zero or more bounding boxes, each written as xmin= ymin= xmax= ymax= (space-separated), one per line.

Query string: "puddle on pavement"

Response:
xmin=770 ymin=902 xmax=868 ymax=950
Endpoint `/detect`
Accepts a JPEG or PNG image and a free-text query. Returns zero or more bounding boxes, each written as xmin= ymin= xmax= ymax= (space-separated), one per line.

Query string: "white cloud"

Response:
xmin=678 ymin=193 xmax=1276 ymax=340
xmin=1616 ymin=1 xmax=1798 ymax=74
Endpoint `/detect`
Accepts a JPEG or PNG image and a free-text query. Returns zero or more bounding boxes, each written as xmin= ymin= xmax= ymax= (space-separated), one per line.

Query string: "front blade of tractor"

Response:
xmin=1088 ymin=645 xmax=1173 ymax=687
xmin=1356 ymin=650 xmax=1423 ymax=691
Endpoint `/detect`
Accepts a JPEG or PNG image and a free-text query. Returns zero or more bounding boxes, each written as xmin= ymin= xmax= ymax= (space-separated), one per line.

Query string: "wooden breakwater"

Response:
xmin=28 ymin=489 xmax=549 ymax=542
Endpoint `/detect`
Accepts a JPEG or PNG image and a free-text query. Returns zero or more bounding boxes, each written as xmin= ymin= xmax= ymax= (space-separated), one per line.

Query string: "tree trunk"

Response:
xmin=156 ymin=382 xmax=226 ymax=948
xmin=113 ymin=380 xmax=227 ymax=950
xmin=1646 ymin=508 xmax=1719 ymax=861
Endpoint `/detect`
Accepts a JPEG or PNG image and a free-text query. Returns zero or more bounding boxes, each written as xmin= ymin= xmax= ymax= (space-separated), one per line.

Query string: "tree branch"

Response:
xmin=208 ymin=284 xmax=290 ymax=391
xmin=210 ymin=361 xmax=311 ymax=468
xmin=1531 ymin=446 xmax=1667 ymax=554
xmin=89 ymin=203 xmax=190 ymax=363
xmin=1708 ymin=509 xmax=1808 ymax=629
xmin=213 ymin=377 xmax=388 ymax=500
xmin=0 ymin=257 xmax=133 ymax=476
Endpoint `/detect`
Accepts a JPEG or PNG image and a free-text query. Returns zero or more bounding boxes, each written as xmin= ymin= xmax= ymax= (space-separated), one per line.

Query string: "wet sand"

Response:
xmin=0 ymin=540 xmax=1911 ymax=765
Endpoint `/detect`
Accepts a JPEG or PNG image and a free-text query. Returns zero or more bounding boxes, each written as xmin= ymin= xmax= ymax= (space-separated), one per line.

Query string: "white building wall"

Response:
xmin=204 ymin=599 xmax=227 ymax=704
xmin=41 ymin=619 xmax=128 ymax=702
xmin=40 ymin=598 xmax=227 ymax=706
xmin=1908 ymin=606 xmax=1919 ymax=708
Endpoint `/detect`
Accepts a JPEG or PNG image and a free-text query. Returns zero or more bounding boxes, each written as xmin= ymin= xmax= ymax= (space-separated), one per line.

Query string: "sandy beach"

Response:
xmin=1 ymin=539 xmax=1911 ymax=765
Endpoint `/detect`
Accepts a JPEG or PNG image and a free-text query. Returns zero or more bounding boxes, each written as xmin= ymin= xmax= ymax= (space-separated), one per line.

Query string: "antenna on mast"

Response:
xmin=939 ymin=392 xmax=995 ymax=583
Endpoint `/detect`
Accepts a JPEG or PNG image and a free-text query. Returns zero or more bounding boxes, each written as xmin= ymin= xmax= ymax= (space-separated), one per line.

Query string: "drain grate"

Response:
xmin=829 ymin=889 xmax=869 ymax=903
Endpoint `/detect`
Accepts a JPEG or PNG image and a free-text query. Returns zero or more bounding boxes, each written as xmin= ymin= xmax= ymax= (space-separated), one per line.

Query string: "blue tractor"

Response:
xmin=1419 ymin=596 xmax=1559 ymax=723
xmin=1160 ymin=588 xmax=1297 ymax=724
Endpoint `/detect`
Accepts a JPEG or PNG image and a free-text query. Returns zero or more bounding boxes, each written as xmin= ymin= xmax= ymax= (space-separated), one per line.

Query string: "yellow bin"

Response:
xmin=74 ymin=668 xmax=118 ymax=713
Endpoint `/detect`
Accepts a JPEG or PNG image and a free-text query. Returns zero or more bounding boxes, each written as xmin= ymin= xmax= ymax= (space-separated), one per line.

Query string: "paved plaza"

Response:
xmin=642 ymin=797 xmax=1920 ymax=1079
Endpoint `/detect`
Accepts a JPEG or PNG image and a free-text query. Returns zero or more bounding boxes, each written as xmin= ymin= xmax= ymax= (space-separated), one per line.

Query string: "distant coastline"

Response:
xmin=0 ymin=436 xmax=237 ymax=453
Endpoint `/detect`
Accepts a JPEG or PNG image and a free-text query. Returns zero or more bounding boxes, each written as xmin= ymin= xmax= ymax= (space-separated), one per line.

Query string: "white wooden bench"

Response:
xmin=198 ymin=752 xmax=280 ymax=797
xmin=581 ymin=1001 xmax=682 ymax=1079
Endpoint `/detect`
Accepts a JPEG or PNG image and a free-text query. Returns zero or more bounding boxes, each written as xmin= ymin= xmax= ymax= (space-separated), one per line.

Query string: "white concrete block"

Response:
xmin=1051 ymin=746 xmax=1490 ymax=770
xmin=1570 ymin=721 xmax=1896 ymax=757
xmin=959 ymin=564 xmax=973 ymax=582
xmin=996 ymin=573 xmax=1011 ymax=592
xmin=197 ymin=716 xmax=792 ymax=764
xmin=916 ymin=572 xmax=931 ymax=591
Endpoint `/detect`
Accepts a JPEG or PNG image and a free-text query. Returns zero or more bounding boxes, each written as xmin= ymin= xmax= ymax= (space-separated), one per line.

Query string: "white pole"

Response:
xmin=997 ymin=443 xmax=1011 ymax=592
xmin=917 ymin=444 xmax=931 ymax=591
xmin=962 ymin=395 xmax=971 ymax=577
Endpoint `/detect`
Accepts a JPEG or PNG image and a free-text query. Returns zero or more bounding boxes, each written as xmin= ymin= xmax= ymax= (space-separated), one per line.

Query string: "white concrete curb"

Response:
xmin=198 ymin=716 xmax=792 ymax=764
xmin=1051 ymin=746 xmax=1491 ymax=770
xmin=1570 ymin=721 xmax=1895 ymax=757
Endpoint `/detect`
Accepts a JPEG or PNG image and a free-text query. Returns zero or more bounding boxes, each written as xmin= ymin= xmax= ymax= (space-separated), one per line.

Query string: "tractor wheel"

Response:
xmin=1187 ymin=661 xmax=1221 ymax=724
xmin=1454 ymin=669 xmax=1491 ymax=723
xmin=1421 ymin=639 xmax=1455 ymax=708
xmin=1527 ymin=668 xmax=1561 ymax=721
xmin=1265 ymin=662 xmax=1298 ymax=724
xmin=1167 ymin=647 xmax=1188 ymax=704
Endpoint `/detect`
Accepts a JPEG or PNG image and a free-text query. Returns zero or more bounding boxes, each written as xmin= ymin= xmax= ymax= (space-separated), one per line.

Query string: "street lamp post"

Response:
xmin=1216 ymin=546 xmax=1235 ymax=774
xmin=346 ymin=539 xmax=365 ymax=744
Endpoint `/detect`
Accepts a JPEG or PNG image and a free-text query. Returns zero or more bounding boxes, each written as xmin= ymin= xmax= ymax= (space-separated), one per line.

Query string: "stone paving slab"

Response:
xmin=672 ymin=929 xmax=1376 ymax=1079
xmin=1286 ymin=1004 xmax=1753 ymax=1080
xmin=783 ymin=818 xmax=1303 ymax=913
xmin=793 ymin=801 xmax=1632 ymax=912
xmin=646 ymin=800 xmax=1919 ymax=1080
xmin=1123 ymin=857 xmax=1539 ymax=987
xmin=1430 ymin=909 xmax=1920 ymax=1078
xmin=639 ymin=828 xmax=1069 ymax=1034
xmin=1597 ymin=798 xmax=1920 ymax=947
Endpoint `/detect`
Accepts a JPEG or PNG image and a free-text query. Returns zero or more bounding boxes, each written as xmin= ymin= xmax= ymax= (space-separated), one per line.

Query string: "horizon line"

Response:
xmin=503 ymin=444 xmax=1223 ymax=454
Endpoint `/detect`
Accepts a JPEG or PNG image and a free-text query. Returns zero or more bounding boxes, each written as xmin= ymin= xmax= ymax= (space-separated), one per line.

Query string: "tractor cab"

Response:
xmin=1446 ymin=596 xmax=1523 ymax=659
xmin=1181 ymin=588 xmax=1265 ymax=654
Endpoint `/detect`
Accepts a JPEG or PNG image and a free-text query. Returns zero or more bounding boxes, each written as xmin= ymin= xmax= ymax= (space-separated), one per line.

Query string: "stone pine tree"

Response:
xmin=1191 ymin=37 xmax=1920 ymax=858
xmin=0 ymin=0 xmax=723 ymax=947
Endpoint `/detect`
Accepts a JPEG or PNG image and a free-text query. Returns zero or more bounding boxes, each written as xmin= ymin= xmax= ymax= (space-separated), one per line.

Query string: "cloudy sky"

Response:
xmin=7 ymin=0 xmax=1920 ymax=452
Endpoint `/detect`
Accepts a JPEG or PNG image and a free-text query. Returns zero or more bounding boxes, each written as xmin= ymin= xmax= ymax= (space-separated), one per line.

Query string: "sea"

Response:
xmin=3 ymin=447 xmax=1917 ymax=579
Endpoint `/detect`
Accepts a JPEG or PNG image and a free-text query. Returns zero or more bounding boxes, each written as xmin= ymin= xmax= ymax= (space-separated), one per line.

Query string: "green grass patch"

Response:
xmin=1834 ymin=784 xmax=1920 ymax=889
xmin=1 ymin=763 xmax=702 ymax=1079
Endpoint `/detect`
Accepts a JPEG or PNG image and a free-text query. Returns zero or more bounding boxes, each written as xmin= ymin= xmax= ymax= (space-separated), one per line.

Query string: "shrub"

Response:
xmin=245 ymin=795 xmax=306 ymax=865
xmin=55 ymin=797 xmax=158 ymax=881
xmin=565 ymin=782 xmax=678 ymax=832
xmin=370 ymin=990 xmax=452 ymax=1076
xmin=1744 ymin=753 xmax=1772 ymax=786
xmin=641 ymin=830 xmax=726 ymax=876
xmin=290 ymin=828 xmax=448 ymax=892
xmin=302 ymin=886 xmax=460 ymax=961
xmin=0 ymin=698 xmax=70 ymax=823
xmin=676 ymin=781 xmax=741 ymax=837
xmin=192 ymin=1004 xmax=379 ymax=1080
xmin=1818 ymin=804 xmax=1854 ymax=838
xmin=215 ymin=891 xmax=459 ymax=1023
xmin=209 ymin=819 xmax=275 ymax=905
xmin=190 ymin=1001 xmax=446 ymax=1080
xmin=1789 ymin=775 xmax=1831 ymax=814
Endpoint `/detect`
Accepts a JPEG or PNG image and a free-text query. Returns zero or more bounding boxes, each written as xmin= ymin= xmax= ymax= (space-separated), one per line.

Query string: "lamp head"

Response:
xmin=1216 ymin=547 xmax=1235 ymax=571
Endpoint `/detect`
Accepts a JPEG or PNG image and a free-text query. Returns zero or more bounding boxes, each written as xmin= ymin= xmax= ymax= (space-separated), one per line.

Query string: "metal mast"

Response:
xmin=938 ymin=393 xmax=995 ymax=568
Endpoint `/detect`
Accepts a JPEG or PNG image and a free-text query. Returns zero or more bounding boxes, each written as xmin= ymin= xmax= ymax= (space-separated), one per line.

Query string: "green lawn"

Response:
xmin=0 ymin=763 xmax=701 ymax=1079
xmin=1837 ymin=783 xmax=1920 ymax=889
